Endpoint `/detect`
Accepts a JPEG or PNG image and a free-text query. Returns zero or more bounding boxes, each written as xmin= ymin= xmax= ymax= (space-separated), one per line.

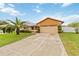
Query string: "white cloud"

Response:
xmin=36 ymin=5 xmax=40 ymax=8
xmin=8 ymin=4 xmax=15 ymax=7
xmin=61 ymin=14 xmax=79 ymax=25
xmin=0 ymin=3 xmax=23 ymax=16
xmin=33 ymin=5 xmax=42 ymax=13
xmin=61 ymin=3 xmax=72 ymax=7
xmin=0 ymin=3 xmax=5 ymax=8
xmin=33 ymin=9 xmax=41 ymax=13
xmin=53 ymin=3 xmax=60 ymax=5
xmin=38 ymin=3 xmax=43 ymax=5
xmin=0 ymin=7 xmax=22 ymax=16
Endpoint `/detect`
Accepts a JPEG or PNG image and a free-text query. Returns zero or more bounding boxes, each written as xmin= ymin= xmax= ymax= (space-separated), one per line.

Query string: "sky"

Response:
xmin=0 ymin=3 xmax=79 ymax=25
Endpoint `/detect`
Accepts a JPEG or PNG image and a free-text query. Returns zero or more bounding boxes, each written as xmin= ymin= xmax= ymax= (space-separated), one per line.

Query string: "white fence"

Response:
xmin=62 ymin=27 xmax=75 ymax=32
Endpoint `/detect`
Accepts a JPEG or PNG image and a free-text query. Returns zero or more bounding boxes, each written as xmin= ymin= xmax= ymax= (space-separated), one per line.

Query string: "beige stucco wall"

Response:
xmin=40 ymin=26 xmax=58 ymax=34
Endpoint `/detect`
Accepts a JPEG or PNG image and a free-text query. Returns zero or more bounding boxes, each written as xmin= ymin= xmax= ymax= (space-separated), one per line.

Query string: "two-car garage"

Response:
xmin=36 ymin=17 xmax=63 ymax=34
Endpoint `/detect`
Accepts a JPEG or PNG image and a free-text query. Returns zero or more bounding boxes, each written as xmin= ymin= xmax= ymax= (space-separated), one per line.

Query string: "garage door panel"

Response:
xmin=40 ymin=26 xmax=58 ymax=34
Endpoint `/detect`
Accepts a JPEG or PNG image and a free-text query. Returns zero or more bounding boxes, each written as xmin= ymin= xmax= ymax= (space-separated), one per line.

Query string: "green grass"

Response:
xmin=59 ymin=32 xmax=79 ymax=56
xmin=0 ymin=32 xmax=32 ymax=47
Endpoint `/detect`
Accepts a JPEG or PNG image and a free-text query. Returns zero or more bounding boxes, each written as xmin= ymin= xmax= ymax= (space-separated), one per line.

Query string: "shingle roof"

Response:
xmin=36 ymin=17 xmax=64 ymax=25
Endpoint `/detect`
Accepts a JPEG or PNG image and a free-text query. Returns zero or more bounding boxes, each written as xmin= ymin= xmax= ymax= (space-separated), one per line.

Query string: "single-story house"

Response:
xmin=36 ymin=17 xmax=64 ymax=34
xmin=22 ymin=17 xmax=64 ymax=34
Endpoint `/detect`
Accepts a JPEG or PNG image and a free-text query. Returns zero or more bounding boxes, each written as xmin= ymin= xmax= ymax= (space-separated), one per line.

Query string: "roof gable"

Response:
xmin=36 ymin=17 xmax=64 ymax=26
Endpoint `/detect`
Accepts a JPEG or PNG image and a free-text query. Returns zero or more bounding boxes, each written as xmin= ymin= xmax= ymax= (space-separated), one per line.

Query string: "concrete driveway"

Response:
xmin=0 ymin=33 xmax=67 ymax=56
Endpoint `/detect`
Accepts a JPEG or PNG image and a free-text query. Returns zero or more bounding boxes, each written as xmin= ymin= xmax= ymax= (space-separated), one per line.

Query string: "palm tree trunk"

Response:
xmin=16 ymin=27 xmax=20 ymax=35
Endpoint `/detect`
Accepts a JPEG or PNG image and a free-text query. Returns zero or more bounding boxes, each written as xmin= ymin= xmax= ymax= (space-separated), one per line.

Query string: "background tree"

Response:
xmin=68 ymin=22 xmax=79 ymax=34
xmin=0 ymin=21 xmax=8 ymax=33
xmin=0 ymin=21 xmax=15 ymax=33
xmin=8 ymin=17 xmax=26 ymax=35
xmin=6 ymin=25 xmax=15 ymax=33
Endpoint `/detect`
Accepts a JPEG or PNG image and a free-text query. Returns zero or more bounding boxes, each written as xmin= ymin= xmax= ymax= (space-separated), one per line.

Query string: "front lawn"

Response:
xmin=0 ymin=32 xmax=32 ymax=47
xmin=59 ymin=32 xmax=79 ymax=56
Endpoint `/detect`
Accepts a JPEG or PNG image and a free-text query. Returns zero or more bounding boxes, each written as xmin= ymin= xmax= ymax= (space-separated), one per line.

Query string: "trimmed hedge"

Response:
xmin=20 ymin=30 xmax=32 ymax=33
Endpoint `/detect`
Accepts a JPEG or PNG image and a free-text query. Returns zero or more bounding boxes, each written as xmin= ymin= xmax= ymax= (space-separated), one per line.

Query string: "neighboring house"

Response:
xmin=20 ymin=21 xmax=38 ymax=32
xmin=24 ymin=21 xmax=38 ymax=32
xmin=36 ymin=17 xmax=64 ymax=34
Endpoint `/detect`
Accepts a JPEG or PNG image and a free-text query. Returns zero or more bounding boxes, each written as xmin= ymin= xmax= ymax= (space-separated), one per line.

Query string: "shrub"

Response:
xmin=6 ymin=26 xmax=15 ymax=33
xmin=75 ymin=28 xmax=79 ymax=34
xmin=58 ymin=25 xmax=63 ymax=33
xmin=20 ymin=30 xmax=32 ymax=33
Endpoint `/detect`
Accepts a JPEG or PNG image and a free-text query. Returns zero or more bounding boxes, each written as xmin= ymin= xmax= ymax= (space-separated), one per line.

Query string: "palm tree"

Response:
xmin=8 ymin=17 xmax=25 ymax=35
xmin=68 ymin=22 xmax=79 ymax=34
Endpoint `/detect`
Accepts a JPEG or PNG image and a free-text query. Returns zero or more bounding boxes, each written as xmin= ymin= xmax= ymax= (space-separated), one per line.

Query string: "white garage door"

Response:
xmin=40 ymin=26 xmax=58 ymax=34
